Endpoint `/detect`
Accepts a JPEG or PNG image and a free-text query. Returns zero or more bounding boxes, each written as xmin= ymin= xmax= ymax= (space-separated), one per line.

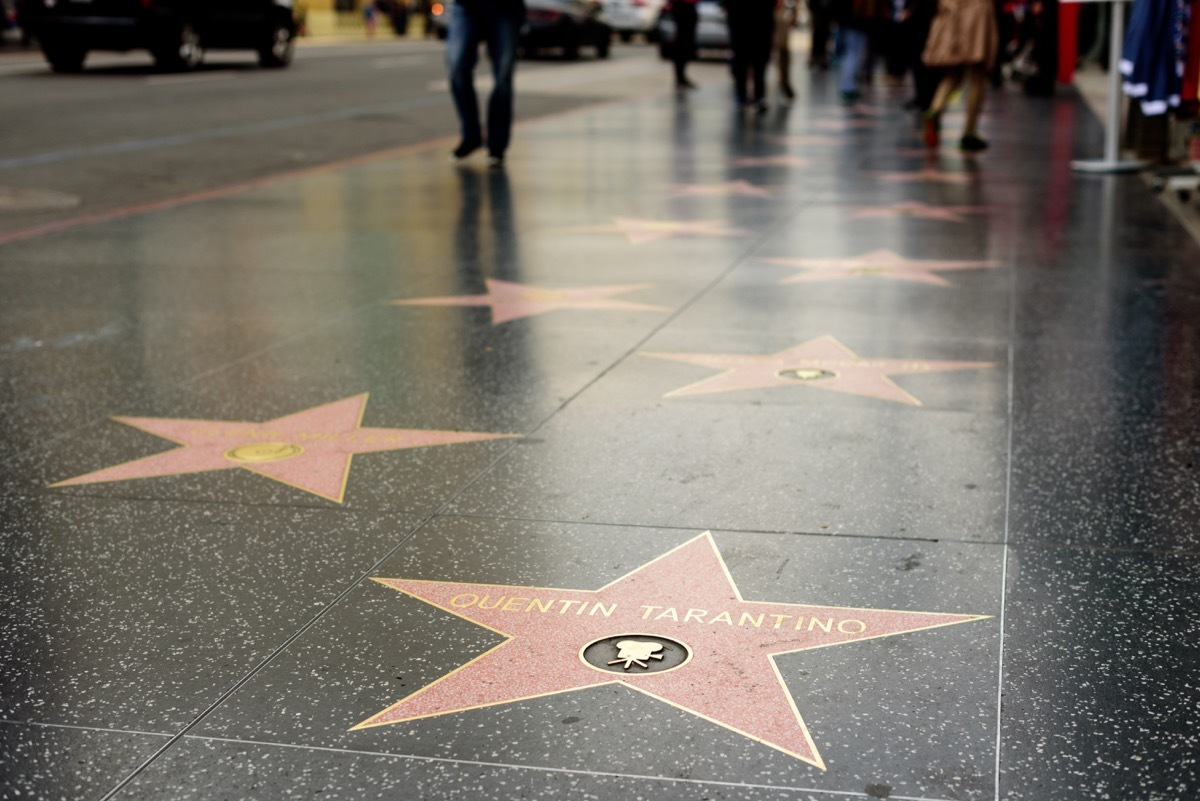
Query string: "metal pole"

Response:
xmin=1103 ymin=0 xmax=1124 ymax=163
xmin=1071 ymin=0 xmax=1146 ymax=173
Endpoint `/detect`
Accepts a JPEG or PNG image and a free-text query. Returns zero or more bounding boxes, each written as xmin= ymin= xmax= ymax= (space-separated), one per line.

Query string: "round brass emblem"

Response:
xmin=223 ymin=442 xmax=305 ymax=463
xmin=580 ymin=634 xmax=692 ymax=676
xmin=776 ymin=367 xmax=838 ymax=382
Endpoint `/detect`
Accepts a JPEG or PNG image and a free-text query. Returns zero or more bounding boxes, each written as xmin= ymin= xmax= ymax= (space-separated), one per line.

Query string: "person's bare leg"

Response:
xmin=964 ymin=65 xmax=987 ymax=133
xmin=957 ymin=65 xmax=989 ymax=149
xmin=928 ymin=67 xmax=963 ymax=115
xmin=924 ymin=68 xmax=961 ymax=147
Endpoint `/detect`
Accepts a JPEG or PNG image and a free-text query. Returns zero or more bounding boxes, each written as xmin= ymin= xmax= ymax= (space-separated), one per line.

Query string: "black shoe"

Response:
xmin=487 ymin=152 xmax=505 ymax=169
xmin=676 ymin=78 xmax=697 ymax=89
xmin=781 ymin=84 xmax=796 ymax=101
xmin=959 ymin=132 xmax=989 ymax=152
xmin=451 ymin=138 xmax=482 ymax=161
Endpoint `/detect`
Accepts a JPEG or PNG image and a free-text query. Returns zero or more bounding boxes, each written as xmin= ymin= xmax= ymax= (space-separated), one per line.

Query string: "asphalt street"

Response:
xmin=0 ymin=37 xmax=694 ymax=239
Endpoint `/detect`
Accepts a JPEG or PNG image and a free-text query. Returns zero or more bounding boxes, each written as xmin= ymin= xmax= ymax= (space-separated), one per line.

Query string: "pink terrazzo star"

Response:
xmin=845 ymin=104 xmax=890 ymax=116
xmin=52 ymin=395 xmax=515 ymax=503
xmin=848 ymin=201 xmax=989 ymax=222
xmin=873 ymin=168 xmax=974 ymax=185
xmin=668 ymin=181 xmax=775 ymax=198
xmin=734 ymin=155 xmax=811 ymax=168
xmin=642 ymin=335 xmax=993 ymax=405
xmin=560 ymin=217 xmax=749 ymax=245
xmin=813 ymin=118 xmax=876 ymax=130
xmin=354 ymin=532 xmax=987 ymax=768
xmin=760 ymin=249 xmax=999 ymax=287
xmin=391 ymin=279 xmax=668 ymax=324
xmin=894 ymin=148 xmax=970 ymax=159
xmin=765 ymin=134 xmax=842 ymax=146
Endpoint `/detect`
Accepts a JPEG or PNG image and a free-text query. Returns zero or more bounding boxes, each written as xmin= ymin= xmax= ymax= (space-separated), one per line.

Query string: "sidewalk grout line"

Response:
xmin=179 ymin=733 xmax=963 ymax=801
xmin=992 ymin=174 xmax=1020 ymax=801
xmin=0 ymin=718 xmax=173 ymax=740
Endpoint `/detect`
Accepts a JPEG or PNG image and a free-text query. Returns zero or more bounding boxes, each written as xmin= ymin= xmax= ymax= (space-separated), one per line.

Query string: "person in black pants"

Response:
xmin=807 ymin=0 xmax=833 ymax=68
xmin=726 ymin=0 xmax=776 ymax=110
xmin=904 ymin=0 xmax=940 ymax=110
xmin=671 ymin=0 xmax=699 ymax=88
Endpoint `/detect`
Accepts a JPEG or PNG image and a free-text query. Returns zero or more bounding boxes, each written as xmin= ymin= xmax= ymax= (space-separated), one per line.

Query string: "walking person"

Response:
xmin=833 ymin=0 xmax=883 ymax=102
xmin=726 ymin=0 xmax=776 ymax=111
xmin=920 ymin=0 xmax=998 ymax=150
xmin=807 ymin=0 xmax=833 ymax=69
xmin=902 ymin=0 xmax=940 ymax=110
xmin=445 ymin=0 xmax=526 ymax=167
xmin=670 ymin=0 xmax=699 ymax=88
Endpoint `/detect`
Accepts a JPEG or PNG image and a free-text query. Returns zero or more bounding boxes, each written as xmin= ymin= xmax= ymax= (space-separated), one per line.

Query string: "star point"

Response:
xmin=761 ymin=249 xmax=1000 ymax=286
xmin=873 ymin=168 xmax=974 ymax=185
xmin=667 ymin=180 xmax=775 ymax=198
xmin=848 ymin=201 xmax=990 ymax=222
xmin=734 ymin=155 xmax=811 ymax=168
xmin=559 ymin=217 xmax=749 ymax=245
xmin=764 ymin=134 xmax=842 ymax=147
xmin=391 ymin=279 xmax=668 ymax=324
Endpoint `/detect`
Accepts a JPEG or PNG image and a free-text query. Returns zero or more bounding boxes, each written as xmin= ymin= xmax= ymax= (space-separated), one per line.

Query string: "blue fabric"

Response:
xmin=446 ymin=2 xmax=522 ymax=154
xmin=1120 ymin=0 xmax=1191 ymax=115
xmin=839 ymin=27 xmax=869 ymax=94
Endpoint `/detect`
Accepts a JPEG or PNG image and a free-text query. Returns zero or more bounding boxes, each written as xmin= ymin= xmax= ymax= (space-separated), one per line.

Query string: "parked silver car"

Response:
xmin=599 ymin=0 xmax=665 ymax=42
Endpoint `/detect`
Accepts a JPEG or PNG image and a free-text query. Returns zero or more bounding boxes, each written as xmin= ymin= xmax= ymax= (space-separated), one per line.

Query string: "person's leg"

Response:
xmin=728 ymin=11 xmax=750 ymax=103
xmin=484 ymin=9 xmax=521 ymax=160
xmin=673 ymin=3 xmax=698 ymax=85
xmin=923 ymin=66 xmax=961 ymax=146
xmin=446 ymin=3 xmax=483 ymax=156
xmin=808 ymin=0 xmax=830 ymax=65
xmin=928 ymin=66 xmax=961 ymax=114
xmin=776 ymin=6 xmax=795 ymax=97
xmin=964 ymin=65 xmax=987 ymax=129
xmin=960 ymin=64 xmax=989 ymax=149
xmin=752 ymin=9 xmax=774 ymax=104
xmin=838 ymin=27 xmax=864 ymax=96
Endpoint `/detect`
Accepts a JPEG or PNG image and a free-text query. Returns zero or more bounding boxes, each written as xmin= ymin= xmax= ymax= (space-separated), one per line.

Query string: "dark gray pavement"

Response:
xmin=0 ymin=38 xmax=680 ymax=239
xmin=2 ymin=38 xmax=1200 ymax=801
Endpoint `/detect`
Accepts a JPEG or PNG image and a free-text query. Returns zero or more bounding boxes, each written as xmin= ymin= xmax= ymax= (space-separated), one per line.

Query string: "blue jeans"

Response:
xmin=445 ymin=2 xmax=521 ymax=156
xmin=838 ymin=27 xmax=868 ymax=95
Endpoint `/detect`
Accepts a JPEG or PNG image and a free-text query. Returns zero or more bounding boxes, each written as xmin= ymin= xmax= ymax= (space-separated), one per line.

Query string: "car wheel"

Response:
xmin=259 ymin=18 xmax=294 ymax=68
xmin=41 ymin=38 xmax=87 ymax=73
xmin=618 ymin=30 xmax=632 ymax=42
xmin=562 ymin=37 xmax=579 ymax=60
xmin=152 ymin=21 xmax=203 ymax=71
xmin=596 ymin=31 xmax=611 ymax=59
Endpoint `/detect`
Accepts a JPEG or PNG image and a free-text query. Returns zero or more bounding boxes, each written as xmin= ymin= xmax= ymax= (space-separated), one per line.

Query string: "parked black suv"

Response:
xmin=17 ymin=0 xmax=296 ymax=73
